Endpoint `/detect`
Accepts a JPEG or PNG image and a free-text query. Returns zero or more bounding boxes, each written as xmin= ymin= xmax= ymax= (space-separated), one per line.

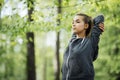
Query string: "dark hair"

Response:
xmin=76 ymin=13 xmax=93 ymax=37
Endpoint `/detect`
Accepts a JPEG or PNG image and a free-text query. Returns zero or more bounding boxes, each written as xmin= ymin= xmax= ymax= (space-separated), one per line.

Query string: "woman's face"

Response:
xmin=72 ymin=15 xmax=86 ymax=34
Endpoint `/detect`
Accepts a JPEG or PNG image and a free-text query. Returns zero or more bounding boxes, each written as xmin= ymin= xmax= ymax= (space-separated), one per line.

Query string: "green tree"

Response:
xmin=26 ymin=0 xmax=36 ymax=80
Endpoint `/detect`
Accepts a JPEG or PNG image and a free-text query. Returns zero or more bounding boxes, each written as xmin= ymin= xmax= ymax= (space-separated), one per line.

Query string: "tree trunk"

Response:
xmin=26 ymin=32 xmax=36 ymax=80
xmin=26 ymin=0 xmax=36 ymax=80
xmin=55 ymin=0 xmax=62 ymax=80
xmin=4 ymin=63 xmax=8 ymax=80
xmin=43 ymin=58 xmax=47 ymax=80
xmin=55 ymin=31 xmax=60 ymax=80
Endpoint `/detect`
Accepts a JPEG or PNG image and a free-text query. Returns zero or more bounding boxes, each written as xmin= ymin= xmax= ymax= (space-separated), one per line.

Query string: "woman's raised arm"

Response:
xmin=90 ymin=15 xmax=104 ymax=61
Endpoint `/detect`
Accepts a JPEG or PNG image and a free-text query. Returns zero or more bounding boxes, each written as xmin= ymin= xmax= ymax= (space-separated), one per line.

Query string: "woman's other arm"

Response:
xmin=90 ymin=15 xmax=104 ymax=61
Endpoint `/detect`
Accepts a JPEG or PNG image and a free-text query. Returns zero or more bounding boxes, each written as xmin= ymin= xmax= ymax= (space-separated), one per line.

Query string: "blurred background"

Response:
xmin=0 ymin=0 xmax=120 ymax=80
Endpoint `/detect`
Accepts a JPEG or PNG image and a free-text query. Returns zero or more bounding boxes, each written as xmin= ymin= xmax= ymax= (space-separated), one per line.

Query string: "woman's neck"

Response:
xmin=76 ymin=32 xmax=86 ymax=38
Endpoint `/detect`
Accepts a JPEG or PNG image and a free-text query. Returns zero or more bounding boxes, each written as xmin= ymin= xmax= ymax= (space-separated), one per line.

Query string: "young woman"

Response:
xmin=62 ymin=13 xmax=104 ymax=80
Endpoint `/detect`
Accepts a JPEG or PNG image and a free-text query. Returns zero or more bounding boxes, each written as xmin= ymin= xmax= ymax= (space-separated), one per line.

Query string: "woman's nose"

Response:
xmin=72 ymin=23 xmax=75 ymax=27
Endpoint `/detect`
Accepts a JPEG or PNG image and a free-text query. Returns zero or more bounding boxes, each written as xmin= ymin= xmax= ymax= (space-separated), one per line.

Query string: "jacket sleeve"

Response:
xmin=90 ymin=26 xmax=102 ymax=61
xmin=91 ymin=15 xmax=104 ymax=61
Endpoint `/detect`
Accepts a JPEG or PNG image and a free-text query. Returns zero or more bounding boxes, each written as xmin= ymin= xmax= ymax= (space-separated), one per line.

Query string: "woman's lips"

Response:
xmin=72 ymin=28 xmax=76 ymax=30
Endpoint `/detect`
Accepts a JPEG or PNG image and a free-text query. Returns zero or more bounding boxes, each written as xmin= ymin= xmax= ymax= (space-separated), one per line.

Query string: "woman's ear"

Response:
xmin=84 ymin=24 xmax=88 ymax=29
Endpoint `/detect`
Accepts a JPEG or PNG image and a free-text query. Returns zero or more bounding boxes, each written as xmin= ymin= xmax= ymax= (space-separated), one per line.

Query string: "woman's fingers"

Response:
xmin=99 ymin=26 xmax=104 ymax=32
xmin=99 ymin=23 xmax=104 ymax=32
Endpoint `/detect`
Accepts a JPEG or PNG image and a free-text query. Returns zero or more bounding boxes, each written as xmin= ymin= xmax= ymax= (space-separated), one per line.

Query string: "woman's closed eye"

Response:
xmin=76 ymin=19 xmax=80 ymax=23
xmin=72 ymin=21 xmax=80 ymax=24
xmin=76 ymin=21 xmax=80 ymax=23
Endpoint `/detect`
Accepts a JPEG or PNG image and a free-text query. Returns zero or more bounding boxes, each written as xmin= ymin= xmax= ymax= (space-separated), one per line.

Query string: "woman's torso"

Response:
xmin=62 ymin=37 xmax=95 ymax=80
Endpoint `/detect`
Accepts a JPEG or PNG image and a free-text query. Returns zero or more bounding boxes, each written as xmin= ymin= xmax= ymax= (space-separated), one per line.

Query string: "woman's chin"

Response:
xmin=72 ymin=31 xmax=77 ymax=34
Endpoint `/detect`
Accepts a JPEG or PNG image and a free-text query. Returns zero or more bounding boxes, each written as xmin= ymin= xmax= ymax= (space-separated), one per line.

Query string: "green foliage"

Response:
xmin=0 ymin=0 xmax=4 ymax=5
xmin=0 ymin=0 xmax=120 ymax=80
xmin=0 ymin=34 xmax=26 ymax=80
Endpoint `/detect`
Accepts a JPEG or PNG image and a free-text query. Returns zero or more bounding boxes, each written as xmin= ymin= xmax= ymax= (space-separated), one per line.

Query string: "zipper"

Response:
xmin=66 ymin=37 xmax=85 ymax=80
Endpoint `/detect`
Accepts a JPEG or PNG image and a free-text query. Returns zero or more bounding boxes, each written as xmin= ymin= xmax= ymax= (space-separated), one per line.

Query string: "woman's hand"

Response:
xmin=99 ymin=23 xmax=104 ymax=32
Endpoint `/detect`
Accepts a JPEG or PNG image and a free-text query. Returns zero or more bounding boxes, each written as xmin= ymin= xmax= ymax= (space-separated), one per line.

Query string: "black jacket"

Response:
xmin=62 ymin=15 xmax=104 ymax=80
